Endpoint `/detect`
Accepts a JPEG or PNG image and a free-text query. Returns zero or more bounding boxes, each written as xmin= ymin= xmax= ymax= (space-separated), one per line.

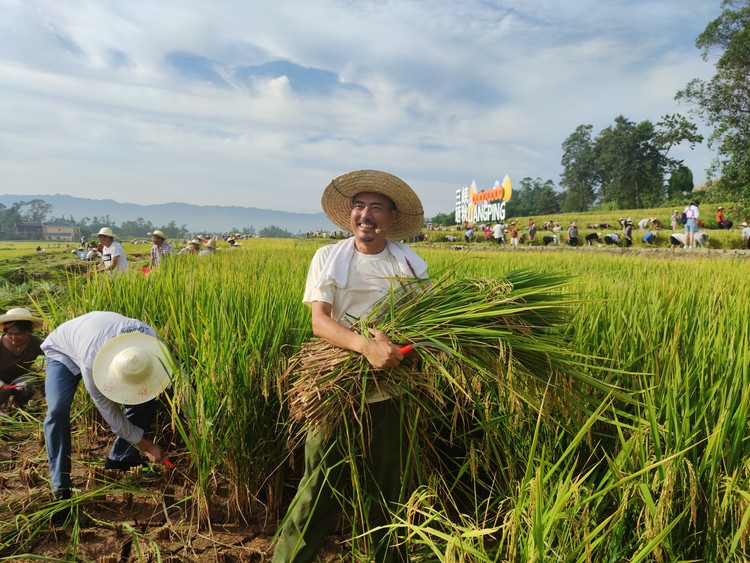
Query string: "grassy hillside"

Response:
xmin=432 ymin=202 xmax=749 ymax=249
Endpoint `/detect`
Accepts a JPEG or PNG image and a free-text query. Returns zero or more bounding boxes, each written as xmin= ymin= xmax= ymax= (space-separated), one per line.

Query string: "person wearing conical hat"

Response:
xmin=96 ymin=227 xmax=129 ymax=274
xmin=41 ymin=311 xmax=174 ymax=525
xmin=273 ymin=170 xmax=427 ymax=562
xmin=0 ymin=308 xmax=44 ymax=409
xmin=148 ymin=230 xmax=174 ymax=267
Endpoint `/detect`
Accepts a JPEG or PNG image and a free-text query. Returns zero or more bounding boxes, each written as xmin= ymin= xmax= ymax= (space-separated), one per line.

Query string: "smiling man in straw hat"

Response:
xmin=273 ymin=170 xmax=426 ymax=562
xmin=95 ymin=227 xmax=129 ymax=274
xmin=0 ymin=307 xmax=45 ymax=409
xmin=148 ymin=229 xmax=175 ymax=267
xmin=41 ymin=311 xmax=174 ymax=525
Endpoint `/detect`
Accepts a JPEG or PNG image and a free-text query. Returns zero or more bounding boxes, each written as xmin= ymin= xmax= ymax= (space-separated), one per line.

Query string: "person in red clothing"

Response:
xmin=717 ymin=207 xmax=732 ymax=229
xmin=0 ymin=308 xmax=44 ymax=409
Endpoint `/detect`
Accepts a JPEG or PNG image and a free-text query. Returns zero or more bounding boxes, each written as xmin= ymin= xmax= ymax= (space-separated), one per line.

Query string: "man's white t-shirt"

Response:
xmin=304 ymin=244 xmax=418 ymax=402
xmin=103 ymin=241 xmax=129 ymax=273
xmin=304 ymin=245 xmax=407 ymax=327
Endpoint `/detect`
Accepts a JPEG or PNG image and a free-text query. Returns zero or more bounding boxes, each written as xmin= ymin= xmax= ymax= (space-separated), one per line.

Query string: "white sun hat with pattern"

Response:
xmin=93 ymin=332 xmax=173 ymax=404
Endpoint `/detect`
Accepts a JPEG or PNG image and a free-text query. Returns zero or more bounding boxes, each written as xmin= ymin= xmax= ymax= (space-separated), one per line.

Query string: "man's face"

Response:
xmin=152 ymin=235 xmax=165 ymax=245
xmin=349 ymin=192 xmax=396 ymax=244
xmin=98 ymin=235 xmax=113 ymax=246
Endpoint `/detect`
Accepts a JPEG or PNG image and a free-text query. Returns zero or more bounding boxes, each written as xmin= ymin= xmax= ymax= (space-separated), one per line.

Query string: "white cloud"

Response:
xmin=0 ymin=0 xmax=724 ymax=217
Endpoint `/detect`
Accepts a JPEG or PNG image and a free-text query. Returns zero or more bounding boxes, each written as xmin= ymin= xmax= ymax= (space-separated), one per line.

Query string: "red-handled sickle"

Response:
xmin=6 ymin=385 xmax=17 ymax=390
xmin=399 ymin=341 xmax=453 ymax=355
xmin=163 ymin=458 xmax=175 ymax=469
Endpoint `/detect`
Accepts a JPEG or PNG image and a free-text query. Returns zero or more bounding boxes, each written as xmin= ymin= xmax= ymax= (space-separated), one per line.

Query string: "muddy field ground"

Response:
xmin=0 ymin=398 xmax=346 ymax=562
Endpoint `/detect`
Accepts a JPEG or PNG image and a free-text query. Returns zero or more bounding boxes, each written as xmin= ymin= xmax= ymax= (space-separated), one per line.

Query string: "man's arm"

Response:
xmin=310 ymin=301 xmax=404 ymax=370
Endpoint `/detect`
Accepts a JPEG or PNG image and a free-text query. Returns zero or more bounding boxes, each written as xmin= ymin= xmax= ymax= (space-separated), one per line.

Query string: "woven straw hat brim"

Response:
xmin=92 ymin=332 xmax=172 ymax=405
xmin=0 ymin=308 xmax=43 ymax=329
xmin=321 ymin=170 xmax=424 ymax=240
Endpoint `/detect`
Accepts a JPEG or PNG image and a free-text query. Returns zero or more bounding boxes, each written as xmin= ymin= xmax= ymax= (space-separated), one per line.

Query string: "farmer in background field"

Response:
xmin=717 ymin=207 xmax=732 ymax=229
xmin=567 ymin=222 xmax=579 ymax=246
xmin=42 ymin=311 xmax=174 ymax=525
xmin=623 ymin=219 xmax=634 ymax=247
xmin=741 ymin=222 xmax=750 ymax=249
xmin=273 ymin=170 xmax=427 ymax=563
xmin=671 ymin=210 xmax=680 ymax=230
xmin=683 ymin=201 xmax=700 ymax=248
xmin=148 ymin=230 xmax=174 ymax=267
xmin=198 ymin=238 xmax=216 ymax=256
xmin=670 ymin=231 xmax=709 ymax=249
xmin=603 ymin=233 xmax=620 ymax=246
xmin=179 ymin=239 xmax=201 ymax=255
xmin=642 ymin=231 xmax=658 ymax=245
xmin=0 ymin=308 xmax=44 ymax=409
xmin=95 ymin=227 xmax=128 ymax=274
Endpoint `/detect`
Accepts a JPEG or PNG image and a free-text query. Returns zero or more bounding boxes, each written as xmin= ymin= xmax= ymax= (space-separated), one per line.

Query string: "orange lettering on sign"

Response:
xmin=471 ymin=187 xmax=505 ymax=204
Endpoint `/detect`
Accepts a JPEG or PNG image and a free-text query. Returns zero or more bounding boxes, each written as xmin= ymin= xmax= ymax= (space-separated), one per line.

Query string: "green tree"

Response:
xmin=21 ymin=199 xmax=53 ymax=222
xmin=676 ymin=0 xmax=750 ymax=200
xmin=259 ymin=225 xmax=292 ymax=238
xmin=119 ymin=217 xmax=155 ymax=238
xmin=667 ymin=164 xmax=695 ymax=199
xmin=596 ymin=116 xmax=665 ymax=208
xmin=560 ymin=124 xmax=598 ymax=212
xmin=507 ymin=177 xmax=560 ymax=218
xmin=157 ymin=220 xmax=189 ymax=240
xmin=0 ymin=203 xmax=23 ymax=240
xmin=429 ymin=211 xmax=455 ymax=226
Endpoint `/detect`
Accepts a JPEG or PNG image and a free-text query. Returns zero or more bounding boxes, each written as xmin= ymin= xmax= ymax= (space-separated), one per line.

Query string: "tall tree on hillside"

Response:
xmin=560 ymin=124 xmax=598 ymax=212
xmin=668 ymin=164 xmax=695 ymax=199
xmin=596 ymin=116 xmax=665 ymax=208
xmin=508 ymin=177 xmax=560 ymax=218
xmin=676 ymin=0 xmax=750 ymax=201
xmin=21 ymin=199 xmax=53 ymax=223
xmin=0 ymin=203 xmax=23 ymax=239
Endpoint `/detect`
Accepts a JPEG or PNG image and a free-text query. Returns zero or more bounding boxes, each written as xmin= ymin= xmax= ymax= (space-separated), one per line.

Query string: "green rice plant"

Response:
xmin=38 ymin=242 xmax=316 ymax=527
xmin=21 ymin=238 xmax=750 ymax=559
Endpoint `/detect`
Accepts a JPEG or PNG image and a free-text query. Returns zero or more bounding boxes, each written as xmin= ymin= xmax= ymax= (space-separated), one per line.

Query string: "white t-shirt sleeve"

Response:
xmin=80 ymin=367 xmax=145 ymax=445
xmin=303 ymin=245 xmax=336 ymax=307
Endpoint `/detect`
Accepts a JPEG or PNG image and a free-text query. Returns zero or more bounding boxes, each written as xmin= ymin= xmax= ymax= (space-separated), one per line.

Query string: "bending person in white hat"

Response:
xmin=0 ymin=307 xmax=45 ymax=409
xmin=96 ymin=227 xmax=129 ymax=274
xmin=42 ymin=311 xmax=173 ymax=519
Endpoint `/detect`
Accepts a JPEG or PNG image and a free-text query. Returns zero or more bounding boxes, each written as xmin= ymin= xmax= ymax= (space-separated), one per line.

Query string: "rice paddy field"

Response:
xmin=2 ymin=237 xmax=750 ymax=561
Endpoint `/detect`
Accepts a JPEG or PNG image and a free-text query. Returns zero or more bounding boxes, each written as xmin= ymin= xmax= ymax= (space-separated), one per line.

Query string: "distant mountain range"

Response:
xmin=0 ymin=194 xmax=337 ymax=234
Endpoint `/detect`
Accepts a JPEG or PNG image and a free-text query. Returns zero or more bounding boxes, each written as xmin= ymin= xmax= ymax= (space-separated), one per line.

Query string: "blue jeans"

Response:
xmin=44 ymin=358 xmax=156 ymax=493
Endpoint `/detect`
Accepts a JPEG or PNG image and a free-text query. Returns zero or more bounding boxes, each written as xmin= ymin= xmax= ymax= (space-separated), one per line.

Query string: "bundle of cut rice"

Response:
xmin=282 ymin=269 xmax=616 ymax=440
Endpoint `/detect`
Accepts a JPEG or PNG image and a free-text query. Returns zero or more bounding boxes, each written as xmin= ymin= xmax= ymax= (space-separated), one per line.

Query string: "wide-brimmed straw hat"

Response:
xmin=0 ymin=307 xmax=43 ymax=330
xmin=321 ymin=170 xmax=424 ymax=240
xmin=93 ymin=333 xmax=173 ymax=405
xmin=148 ymin=230 xmax=168 ymax=240
xmin=741 ymin=222 xmax=748 ymax=227
xmin=97 ymin=227 xmax=115 ymax=238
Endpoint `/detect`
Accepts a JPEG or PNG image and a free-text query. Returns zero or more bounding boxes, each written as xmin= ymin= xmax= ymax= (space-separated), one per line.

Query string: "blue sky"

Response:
xmin=0 ymin=1 xmax=722 ymax=218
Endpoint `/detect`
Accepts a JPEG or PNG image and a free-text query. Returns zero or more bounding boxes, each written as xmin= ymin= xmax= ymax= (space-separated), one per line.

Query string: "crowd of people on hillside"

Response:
xmin=436 ymin=201 xmax=750 ymax=250
xmin=65 ymin=229 xmax=247 ymax=274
